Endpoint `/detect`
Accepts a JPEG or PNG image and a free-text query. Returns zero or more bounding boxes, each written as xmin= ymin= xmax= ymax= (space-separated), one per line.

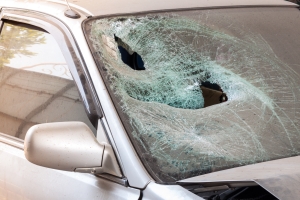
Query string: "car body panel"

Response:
xmin=70 ymin=0 xmax=297 ymax=16
xmin=0 ymin=132 xmax=23 ymax=150
xmin=0 ymin=0 xmax=297 ymax=18
xmin=254 ymin=174 xmax=300 ymax=200
xmin=0 ymin=141 xmax=140 ymax=200
xmin=143 ymin=181 xmax=203 ymax=200
xmin=178 ymin=156 xmax=300 ymax=184
xmin=178 ymin=156 xmax=300 ymax=199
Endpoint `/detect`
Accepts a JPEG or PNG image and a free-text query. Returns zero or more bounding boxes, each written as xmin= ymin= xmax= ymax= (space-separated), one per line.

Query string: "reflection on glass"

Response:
xmin=0 ymin=22 xmax=95 ymax=139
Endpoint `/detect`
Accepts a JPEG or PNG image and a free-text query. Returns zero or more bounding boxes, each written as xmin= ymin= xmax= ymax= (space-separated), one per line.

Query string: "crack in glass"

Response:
xmin=87 ymin=8 xmax=300 ymax=182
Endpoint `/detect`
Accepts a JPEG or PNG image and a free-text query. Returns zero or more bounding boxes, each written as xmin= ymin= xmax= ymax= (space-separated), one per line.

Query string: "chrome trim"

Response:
xmin=97 ymin=174 xmax=129 ymax=187
xmin=0 ymin=132 xmax=24 ymax=149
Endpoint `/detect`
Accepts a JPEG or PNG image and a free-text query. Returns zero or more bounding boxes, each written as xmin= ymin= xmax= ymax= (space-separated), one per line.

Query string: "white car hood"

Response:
xmin=178 ymin=156 xmax=300 ymax=200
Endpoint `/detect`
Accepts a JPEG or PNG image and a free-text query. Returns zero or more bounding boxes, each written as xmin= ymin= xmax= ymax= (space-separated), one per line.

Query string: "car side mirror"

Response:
xmin=24 ymin=121 xmax=122 ymax=177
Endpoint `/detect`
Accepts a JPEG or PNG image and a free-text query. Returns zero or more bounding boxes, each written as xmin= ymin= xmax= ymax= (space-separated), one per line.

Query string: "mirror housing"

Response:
xmin=24 ymin=122 xmax=122 ymax=177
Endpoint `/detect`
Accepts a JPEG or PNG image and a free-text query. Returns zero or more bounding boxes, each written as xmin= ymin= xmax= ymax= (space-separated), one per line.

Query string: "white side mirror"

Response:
xmin=24 ymin=122 xmax=122 ymax=177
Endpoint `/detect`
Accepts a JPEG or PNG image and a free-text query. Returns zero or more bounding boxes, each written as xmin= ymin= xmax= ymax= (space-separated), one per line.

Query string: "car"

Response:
xmin=0 ymin=0 xmax=299 ymax=199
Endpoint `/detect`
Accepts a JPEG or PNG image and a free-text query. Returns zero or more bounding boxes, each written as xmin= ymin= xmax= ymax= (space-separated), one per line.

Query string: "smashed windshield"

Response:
xmin=84 ymin=7 xmax=300 ymax=183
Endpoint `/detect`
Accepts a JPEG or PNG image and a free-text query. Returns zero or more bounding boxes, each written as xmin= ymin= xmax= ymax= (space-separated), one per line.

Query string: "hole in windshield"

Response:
xmin=115 ymin=36 xmax=145 ymax=70
xmin=115 ymin=35 xmax=227 ymax=108
xmin=86 ymin=8 xmax=300 ymax=183
xmin=200 ymin=81 xmax=228 ymax=107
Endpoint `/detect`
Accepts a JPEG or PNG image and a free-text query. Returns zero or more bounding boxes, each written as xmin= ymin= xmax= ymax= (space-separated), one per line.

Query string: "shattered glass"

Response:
xmin=85 ymin=7 xmax=300 ymax=182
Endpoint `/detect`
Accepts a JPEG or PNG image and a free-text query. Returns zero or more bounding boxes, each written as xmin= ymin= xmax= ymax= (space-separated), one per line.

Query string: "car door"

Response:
xmin=0 ymin=9 xmax=140 ymax=200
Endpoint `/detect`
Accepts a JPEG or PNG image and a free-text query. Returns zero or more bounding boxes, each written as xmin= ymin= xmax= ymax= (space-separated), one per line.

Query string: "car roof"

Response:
xmin=69 ymin=0 xmax=297 ymax=16
xmin=0 ymin=0 xmax=297 ymax=18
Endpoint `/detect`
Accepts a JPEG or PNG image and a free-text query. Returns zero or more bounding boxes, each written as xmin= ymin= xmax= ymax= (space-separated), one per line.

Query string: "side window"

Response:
xmin=0 ymin=21 xmax=96 ymax=139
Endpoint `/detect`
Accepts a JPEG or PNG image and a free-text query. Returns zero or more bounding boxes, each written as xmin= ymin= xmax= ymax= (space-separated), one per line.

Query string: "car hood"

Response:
xmin=177 ymin=156 xmax=300 ymax=200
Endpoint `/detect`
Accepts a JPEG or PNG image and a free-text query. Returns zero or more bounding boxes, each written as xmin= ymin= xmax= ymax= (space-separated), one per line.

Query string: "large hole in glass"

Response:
xmin=200 ymin=81 xmax=228 ymax=107
xmin=115 ymin=36 xmax=145 ymax=70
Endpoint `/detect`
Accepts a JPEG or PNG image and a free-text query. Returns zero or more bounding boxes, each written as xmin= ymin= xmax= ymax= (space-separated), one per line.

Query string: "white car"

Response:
xmin=0 ymin=0 xmax=299 ymax=199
